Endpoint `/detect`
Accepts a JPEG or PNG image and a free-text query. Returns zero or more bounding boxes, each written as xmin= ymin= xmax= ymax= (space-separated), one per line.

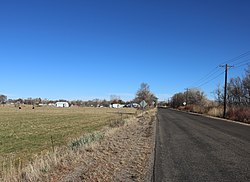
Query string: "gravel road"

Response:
xmin=154 ymin=108 xmax=250 ymax=182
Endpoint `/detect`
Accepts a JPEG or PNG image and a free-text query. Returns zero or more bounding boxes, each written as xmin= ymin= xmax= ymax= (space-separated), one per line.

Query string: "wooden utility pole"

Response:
xmin=220 ymin=64 xmax=233 ymax=118
xmin=185 ymin=88 xmax=189 ymax=105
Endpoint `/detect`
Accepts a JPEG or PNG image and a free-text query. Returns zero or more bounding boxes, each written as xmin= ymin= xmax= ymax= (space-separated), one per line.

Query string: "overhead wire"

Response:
xmin=234 ymin=62 xmax=250 ymax=68
xmin=232 ymin=58 xmax=250 ymax=67
xmin=197 ymin=71 xmax=225 ymax=88
xmin=220 ymin=50 xmax=250 ymax=65
xmin=190 ymin=67 xmax=220 ymax=87
xmin=187 ymin=51 xmax=250 ymax=89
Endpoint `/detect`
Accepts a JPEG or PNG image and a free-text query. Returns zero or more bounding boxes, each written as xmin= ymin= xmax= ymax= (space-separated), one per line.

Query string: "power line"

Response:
xmin=234 ymin=62 xmax=250 ymax=68
xmin=190 ymin=67 xmax=220 ymax=87
xmin=220 ymin=50 xmax=250 ymax=65
xmin=197 ymin=71 xmax=224 ymax=88
xmin=188 ymin=51 xmax=250 ymax=89
xmin=233 ymin=58 xmax=250 ymax=66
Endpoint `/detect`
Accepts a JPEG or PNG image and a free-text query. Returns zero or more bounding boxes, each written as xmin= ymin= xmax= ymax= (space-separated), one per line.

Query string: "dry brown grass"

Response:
xmin=227 ymin=107 xmax=250 ymax=123
xmin=207 ymin=107 xmax=224 ymax=117
xmin=181 ymin=104 xmax=249 ymax=123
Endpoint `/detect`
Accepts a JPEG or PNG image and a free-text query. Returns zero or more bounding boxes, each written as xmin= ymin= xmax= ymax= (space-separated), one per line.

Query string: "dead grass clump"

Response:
xmin=227 ymin=107 xmax=250 ymax=123
xmin=207 ymin=107 xmax=224 ymax=117
xmin=109 ymin=120 xmax=125 ymax=128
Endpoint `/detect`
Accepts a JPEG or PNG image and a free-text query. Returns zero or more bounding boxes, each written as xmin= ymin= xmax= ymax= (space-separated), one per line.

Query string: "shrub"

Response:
xmin=227 ymin=107 xmax=250 ymax=123
xmin=184 ymin=105 xmax=194 ymax=111
xmin=177 ymin=106 xmax=185 ymax=110
xmin=207 ymin=107 xmax=224 ymax=117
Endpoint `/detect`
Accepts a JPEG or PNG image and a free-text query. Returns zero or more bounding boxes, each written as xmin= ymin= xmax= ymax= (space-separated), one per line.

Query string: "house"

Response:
xmin=124 ymin=103 xmax=140 ymax=108
xmin=132 ymin=103 xmax=140 ymax=108
xmin=55 ymin=102 xmax=69 ymax=108
xmin=110 ymin=103 xmax=125 ymax=108
xmin=48 ymin=103 xmax=56 ymax=107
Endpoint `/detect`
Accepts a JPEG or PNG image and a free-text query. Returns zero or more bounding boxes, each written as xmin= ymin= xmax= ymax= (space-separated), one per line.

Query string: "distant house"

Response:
xmin=132 ymin=103 xmax=140 ymax=108
xmin=55 ymin=102 xmax=69 ymax=108
xmin=38 ymin=103 xmax=47 ymax=106
xmin=124 ymin=103 xmax=140 ymax=108
xmin=48 ymin=103 xmax=56 ymax=107
xmin=110 ymin=103 xmax=124 ymax=108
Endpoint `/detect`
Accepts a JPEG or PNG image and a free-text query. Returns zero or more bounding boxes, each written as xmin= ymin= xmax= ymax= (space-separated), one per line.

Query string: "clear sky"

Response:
xmin=1 ymin=0 xmax=250 ymax=101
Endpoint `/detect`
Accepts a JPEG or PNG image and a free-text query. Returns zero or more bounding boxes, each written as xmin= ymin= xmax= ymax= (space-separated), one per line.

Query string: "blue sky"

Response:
xmin=0 ymin=0 xmax=250 ymax=101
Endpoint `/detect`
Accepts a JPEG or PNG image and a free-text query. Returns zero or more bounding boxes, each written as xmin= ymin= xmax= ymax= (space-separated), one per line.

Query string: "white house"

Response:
xmin=55 ymin=102 xmax=69 ymax=108
xmin=110 ymin=103 xmax=125 ymax=108
xmin=48 ymin=103 xmax=56 ymax=107
xmin=132 ymin=103 xmax=140 ymax=108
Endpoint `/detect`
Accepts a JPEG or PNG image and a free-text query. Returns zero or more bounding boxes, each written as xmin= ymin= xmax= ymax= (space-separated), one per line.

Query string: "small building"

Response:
xmin=132 ymin=103 xmax=140 ymax=108
xmin=110 ymin=103 xmax=125 ymax=108
xmin=55 ymin=102 xmax=69 ymax=108
xmin=124 ymin=103 xmax=140 ymax=108
xmin=48 ymin=103 xmax=56 ymax=107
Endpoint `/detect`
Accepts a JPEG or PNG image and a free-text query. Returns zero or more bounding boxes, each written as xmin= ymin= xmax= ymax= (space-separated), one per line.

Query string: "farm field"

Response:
xmin=0 ymin=106 xmax=136 ymax=165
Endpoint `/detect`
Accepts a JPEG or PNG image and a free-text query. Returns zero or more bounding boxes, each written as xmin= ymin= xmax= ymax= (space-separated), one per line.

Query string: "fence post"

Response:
xmin=51 ymin=136 xmax=55 ymax=153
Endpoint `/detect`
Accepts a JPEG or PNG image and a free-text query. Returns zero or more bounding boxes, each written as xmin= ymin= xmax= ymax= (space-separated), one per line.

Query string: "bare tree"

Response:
xmin=110 ymin=95 xmax=121 ymax=104
xmin=185 ymin=88 xmax=206 ymax=105
xmin=243 ymin=65 xmax=250 ymax=105
xmin=134 ymin=83 xmax=157 ymax=107
xmin=0 ymin=94 xmax=7 ymax=106
xmin=227 ymin=77 xmax=245 ymax=106
xmin=171 ymin=88 xmax=207 ymax=108
xmin=214 ymin=83 xmax=223 ymax=105
xmin=171 ymin=92 xmax=185 ymax=108
xmin=224 ymin=66 xmax=250 ymax=106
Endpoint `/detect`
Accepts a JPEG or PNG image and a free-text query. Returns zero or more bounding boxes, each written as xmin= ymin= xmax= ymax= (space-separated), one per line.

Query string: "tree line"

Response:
xmin=0 ymin=83 xmax=158 ymax=108
xmin=169 ymin=65 xmax=250 ymax=122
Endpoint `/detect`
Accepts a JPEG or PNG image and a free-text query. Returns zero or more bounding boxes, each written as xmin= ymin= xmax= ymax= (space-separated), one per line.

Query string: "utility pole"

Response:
xmin=185 ymin=88 xmax=189 ymax=105
xmin=220 ymin=64 xmax=233 ymax=118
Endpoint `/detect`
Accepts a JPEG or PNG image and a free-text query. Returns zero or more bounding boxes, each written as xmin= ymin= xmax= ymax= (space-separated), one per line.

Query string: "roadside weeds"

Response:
xmin=170 ymin=108 xmax=250 ymax=127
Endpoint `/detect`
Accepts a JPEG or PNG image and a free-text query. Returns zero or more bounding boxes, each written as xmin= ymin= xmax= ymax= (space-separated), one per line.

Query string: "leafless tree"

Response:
xmin=134 ymin=83 xmax=158 ymax=107
xmin=171 ymin=92 xmax=185 ymax=108
xmin=185 ymin=88 xmax=206 ymax=105
xmin=171 ymin=88 xmax=207 ymax=108
xmin=227 ymin=77 xmax=245 ymax=106
xmin=243 ymin=65 xmax=250 ymax=105
xmin=214 ymin=83 xmax=223 ymax=105
xmin=110 ymin=95 xmax=121 ymax=104
xmin=0 ymin=94 xmax=7 ymax=106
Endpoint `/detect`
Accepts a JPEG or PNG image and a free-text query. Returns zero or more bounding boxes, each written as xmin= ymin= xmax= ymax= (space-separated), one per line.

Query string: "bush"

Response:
xmin=184 ymin=105 xmax=194 ymax=111
xmin=177 ymin=104 xmax=249 ymax=124
xmin=184 ymin=105 xmax=205 ymax=114
xmin=177 ymin=106 xmax=186 ymax=110
xmin=207 ymin=107 xmax=224 ymax=117
xmin=227 ymin=107 xmax=250 ymax=123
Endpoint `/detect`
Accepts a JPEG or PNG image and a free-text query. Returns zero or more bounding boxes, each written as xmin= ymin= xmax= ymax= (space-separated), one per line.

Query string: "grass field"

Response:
xmin=0 ymin=105 xmax=136 ymax=165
